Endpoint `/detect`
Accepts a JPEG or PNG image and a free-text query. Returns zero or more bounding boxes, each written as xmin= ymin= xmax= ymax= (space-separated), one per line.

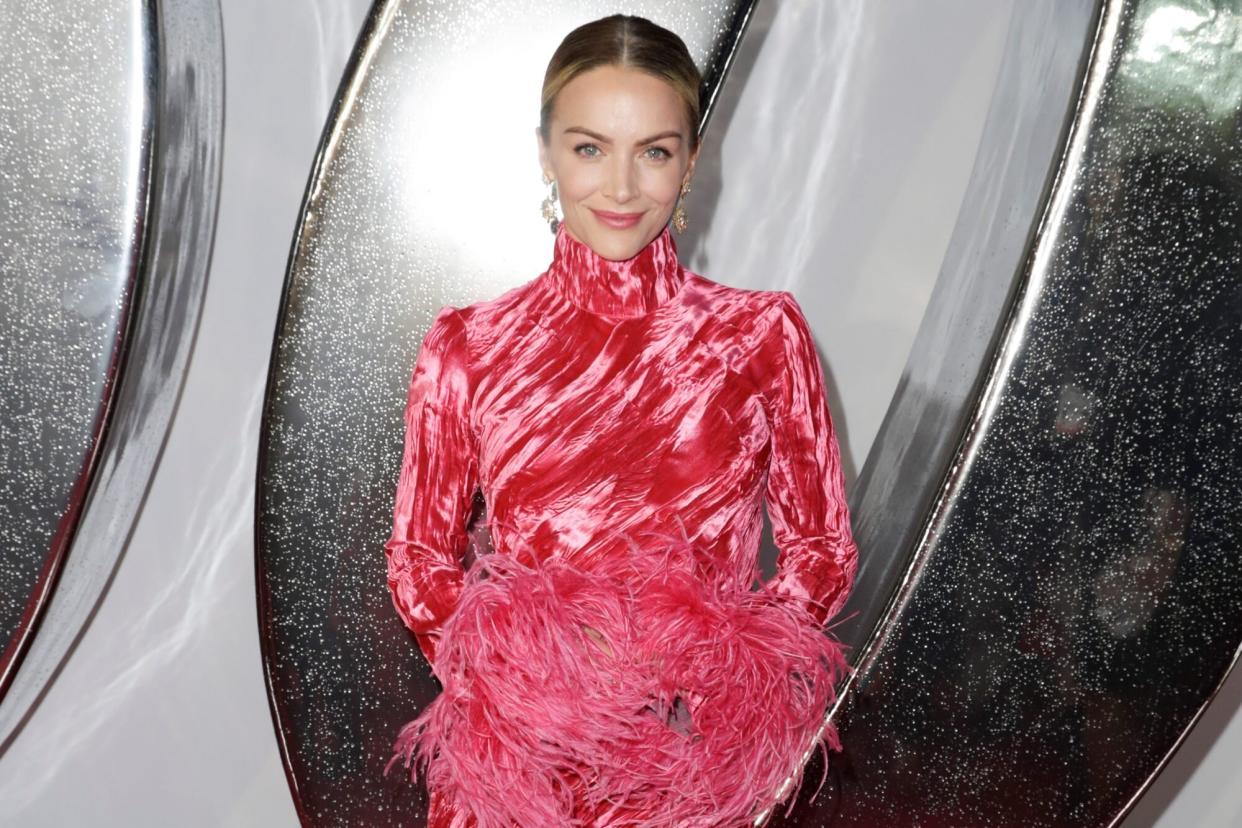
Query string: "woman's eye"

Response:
xmin=646 ymin=146 xmax=672 ymax=160
xmin=574 ymin=143 xmax=600 ymax=158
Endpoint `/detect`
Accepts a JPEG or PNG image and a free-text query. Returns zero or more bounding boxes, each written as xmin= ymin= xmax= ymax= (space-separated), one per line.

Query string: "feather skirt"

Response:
xmin=386 ymin=533 xmax=851 ymax=827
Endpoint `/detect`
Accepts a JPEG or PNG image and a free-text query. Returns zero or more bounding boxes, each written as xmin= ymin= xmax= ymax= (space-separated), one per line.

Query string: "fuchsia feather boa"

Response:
xmin=386 ymin=533 xmax=851 ymax=827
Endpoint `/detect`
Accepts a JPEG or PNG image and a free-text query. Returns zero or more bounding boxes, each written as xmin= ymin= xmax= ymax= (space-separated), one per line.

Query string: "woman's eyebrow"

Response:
xmin=635 ymin=130 xmax=685 ymax=145
xmin=566 ymin=126 xmax=613 ymax=142
xmin=563 ymin=127 xmax=683 ymax=144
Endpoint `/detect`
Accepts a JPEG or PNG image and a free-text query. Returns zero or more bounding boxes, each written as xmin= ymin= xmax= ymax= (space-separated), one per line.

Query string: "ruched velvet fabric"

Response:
xmin=383 ymin=223 xmax=860 ymax=827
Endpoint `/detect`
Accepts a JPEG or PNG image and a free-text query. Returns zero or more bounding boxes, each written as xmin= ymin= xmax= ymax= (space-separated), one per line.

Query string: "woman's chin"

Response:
xmin=576 ymin=223 xmax=657 ymax=261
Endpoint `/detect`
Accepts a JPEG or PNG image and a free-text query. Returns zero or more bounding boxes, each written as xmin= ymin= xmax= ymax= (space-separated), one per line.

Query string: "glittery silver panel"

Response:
xmin=0 ymin=0 xmax=142 ymax=695
xmin=255 ymin=1 xmax=756 ymax=823
xmin=773 ymin=1 xmax=1242 ymax=825
xmin=0 ymin=0 xmax=221 ymax=745
xmin=832 ymin=1 xmax=1104 ymax=655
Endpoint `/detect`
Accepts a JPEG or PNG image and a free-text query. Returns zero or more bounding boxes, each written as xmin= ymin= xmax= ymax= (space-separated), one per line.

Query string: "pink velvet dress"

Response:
xmin=383 ymin=222 xmax=859 ymax=827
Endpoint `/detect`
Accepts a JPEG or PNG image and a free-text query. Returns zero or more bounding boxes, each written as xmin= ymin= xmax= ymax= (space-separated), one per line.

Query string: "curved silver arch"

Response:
xmin=255 ymin=0 xmax=1242 ymax=824
xmin=255 ymin=1 xmax=759 ymax=822
xmin=0 ymin=0 xmax=223 ymax=750
xmin=800 ymin=1 xmax=1242 ymax=824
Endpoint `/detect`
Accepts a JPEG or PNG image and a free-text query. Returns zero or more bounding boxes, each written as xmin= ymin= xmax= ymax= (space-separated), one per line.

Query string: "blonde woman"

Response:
xmin=384 ymin=14 xmax=859 ymax=826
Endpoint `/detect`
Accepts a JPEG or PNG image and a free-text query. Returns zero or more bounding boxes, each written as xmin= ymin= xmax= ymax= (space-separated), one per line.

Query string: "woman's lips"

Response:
xmin=590 ymin=208 xmax=644 ymax=229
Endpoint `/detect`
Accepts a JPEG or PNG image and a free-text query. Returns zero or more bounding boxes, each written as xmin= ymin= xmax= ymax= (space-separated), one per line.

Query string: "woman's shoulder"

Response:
xmin=681 ymin=269 xmax=791 ymax=320
xmin=442 ymin=277 xmax=541 ymax=327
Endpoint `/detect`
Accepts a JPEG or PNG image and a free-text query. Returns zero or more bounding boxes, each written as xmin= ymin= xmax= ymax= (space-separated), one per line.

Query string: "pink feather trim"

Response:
xmin=385 ymin=531 xmax=852 ymax=827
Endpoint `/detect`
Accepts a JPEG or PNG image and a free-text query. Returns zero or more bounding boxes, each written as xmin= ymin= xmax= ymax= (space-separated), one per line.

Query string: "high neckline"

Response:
xmin=544 ymin=222 xmax=686 ymax=319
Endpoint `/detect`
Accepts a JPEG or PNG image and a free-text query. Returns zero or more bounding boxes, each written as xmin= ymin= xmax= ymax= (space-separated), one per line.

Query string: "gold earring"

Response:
xmin=541 ymin=172 xmax=560 ymax=234
xmin=672 ymin=180 xmax=692 ymax=234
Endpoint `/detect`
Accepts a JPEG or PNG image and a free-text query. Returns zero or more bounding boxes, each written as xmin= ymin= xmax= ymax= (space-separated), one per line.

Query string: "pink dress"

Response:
xmin=383 ymin=222 xmax=859 ymax=826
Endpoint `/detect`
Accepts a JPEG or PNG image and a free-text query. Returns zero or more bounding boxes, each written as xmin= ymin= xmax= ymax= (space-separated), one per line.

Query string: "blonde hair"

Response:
xmin=540 ymin=15 xmax=702 ymax=152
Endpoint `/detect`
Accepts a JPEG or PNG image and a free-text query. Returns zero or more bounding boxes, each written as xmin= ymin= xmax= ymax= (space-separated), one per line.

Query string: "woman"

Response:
xmin=383 ymin=14 xmax=859 ymax=827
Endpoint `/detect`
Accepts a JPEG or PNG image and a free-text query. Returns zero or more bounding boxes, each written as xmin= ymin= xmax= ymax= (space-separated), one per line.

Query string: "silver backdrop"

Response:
xmin=0 ymin=0 xmax=222 ymax=751
xmin=2 ymin=0 xmax=1241 ymax=825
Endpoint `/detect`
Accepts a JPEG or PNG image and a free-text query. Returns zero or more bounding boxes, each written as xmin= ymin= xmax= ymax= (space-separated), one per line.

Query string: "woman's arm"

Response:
xmin=385 ymin=305 xmax=479 ymax=669
xmin=758 ymin=291 xmax=859 ymax=626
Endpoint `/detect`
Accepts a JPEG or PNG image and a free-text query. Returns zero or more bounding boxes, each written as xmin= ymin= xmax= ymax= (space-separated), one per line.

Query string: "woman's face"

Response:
xmin=537 ymin=64 xmax=699 ymax=261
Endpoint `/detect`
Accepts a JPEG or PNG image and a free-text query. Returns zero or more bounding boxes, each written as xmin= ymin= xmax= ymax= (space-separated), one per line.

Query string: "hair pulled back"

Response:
xmin=540 ymin=15 xmax=703 ymax=152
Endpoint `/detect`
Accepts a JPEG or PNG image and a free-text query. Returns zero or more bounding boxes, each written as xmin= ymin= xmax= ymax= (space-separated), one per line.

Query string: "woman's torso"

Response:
xmin=459 ymin=267 xmax=790 ymax=591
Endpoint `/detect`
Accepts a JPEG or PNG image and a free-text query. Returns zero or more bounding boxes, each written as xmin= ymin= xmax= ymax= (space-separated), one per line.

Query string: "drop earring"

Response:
xmin=541 ymin=172 xmax=561 ymax=234
xmin=672 ymin=179 xmax=691 ymax=234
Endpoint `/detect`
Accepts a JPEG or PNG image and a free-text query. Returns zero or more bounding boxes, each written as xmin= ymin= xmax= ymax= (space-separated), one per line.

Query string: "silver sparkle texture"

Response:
xmin=820 ymin=1 xmax=1242 ymax=825
xmin=253 ymin=0 xmax=1242 ymax=825
xmin=0 ymin=0 xmax=222 ymax=747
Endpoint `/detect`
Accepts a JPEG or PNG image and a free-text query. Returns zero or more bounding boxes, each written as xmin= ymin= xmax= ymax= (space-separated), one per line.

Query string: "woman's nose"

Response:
xmin=603 ymin=157 xmax=637 ymax=203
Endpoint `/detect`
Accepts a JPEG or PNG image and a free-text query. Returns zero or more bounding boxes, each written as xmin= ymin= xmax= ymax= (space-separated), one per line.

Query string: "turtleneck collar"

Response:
xmin=544 ymin=222 xmax=686 ymax=319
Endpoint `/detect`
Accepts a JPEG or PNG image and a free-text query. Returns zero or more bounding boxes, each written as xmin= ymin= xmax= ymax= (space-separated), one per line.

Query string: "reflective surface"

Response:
xmin=0 ymin=0 xmax=222 ymax=745
xmin=255 ymin=1 xmax=757 ymax=823
xmin=256 ymin=0 xmax=1242 ymax=824
xmin=776 ymin=0 xmax=1242 ymax=824
xmin=0 ymin=0 xmax=147 ymax=696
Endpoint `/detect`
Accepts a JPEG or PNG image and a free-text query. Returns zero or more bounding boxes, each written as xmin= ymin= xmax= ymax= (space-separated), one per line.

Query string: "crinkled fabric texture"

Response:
xmin=383 ymin=223 xmax=860 ymax=825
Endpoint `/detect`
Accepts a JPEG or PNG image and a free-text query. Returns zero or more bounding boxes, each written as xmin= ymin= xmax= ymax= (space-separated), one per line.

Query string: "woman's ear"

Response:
xmin=685 ymin=142 xmax=701 ymax=184
xmin=536 ymin=126 xmax=550 ymax=178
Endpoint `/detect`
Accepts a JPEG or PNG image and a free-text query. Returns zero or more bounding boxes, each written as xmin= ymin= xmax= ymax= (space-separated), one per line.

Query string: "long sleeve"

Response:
xmin=385 ymin=305 xmax=479 ymax=669
xmin=757 ymin=291 xmax=859 ymax=627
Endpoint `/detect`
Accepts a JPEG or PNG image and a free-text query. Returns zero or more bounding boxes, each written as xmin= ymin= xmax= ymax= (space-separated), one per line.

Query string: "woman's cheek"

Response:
xmin=641 ymin=171 xmax=681 ymax=205
xmin=563 ymin=171 xmax=602 ymax=202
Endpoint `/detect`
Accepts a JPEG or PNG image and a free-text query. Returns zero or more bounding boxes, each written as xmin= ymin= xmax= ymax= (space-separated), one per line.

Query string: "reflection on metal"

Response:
xmin=0 ymin=0 xmax=222 ymax=749
xmin=776 ymin=0 xmax=1242 ymax=824
xmin=255 ymin=1 xmax=757 ymax=822
xmin=258 ymin=0 xmax=1242 ymax=823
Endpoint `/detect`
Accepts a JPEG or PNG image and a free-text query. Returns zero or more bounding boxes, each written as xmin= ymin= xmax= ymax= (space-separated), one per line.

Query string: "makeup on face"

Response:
xmin=539 ymin=64 xmax=697 ymax=260
xmin=588 ymin=208 xmax=644 ymax=230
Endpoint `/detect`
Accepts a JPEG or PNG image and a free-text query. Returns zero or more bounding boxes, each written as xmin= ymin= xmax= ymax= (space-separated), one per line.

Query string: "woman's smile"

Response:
xmin=589 ymin=208 xmax=644 ymax=230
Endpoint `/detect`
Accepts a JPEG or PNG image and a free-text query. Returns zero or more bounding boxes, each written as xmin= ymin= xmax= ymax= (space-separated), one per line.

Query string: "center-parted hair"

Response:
xmin=540 ymin=15 xmax=703 ymax=152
